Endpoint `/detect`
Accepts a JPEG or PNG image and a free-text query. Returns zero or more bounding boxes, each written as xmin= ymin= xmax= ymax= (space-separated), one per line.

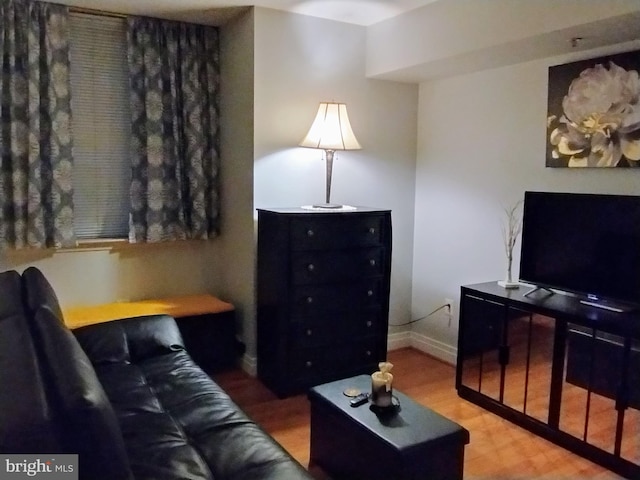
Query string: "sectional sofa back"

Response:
xmin=74 ymin=313 xmax=186 ymax=366
xmin=0 ymin=270 xmax=58 ymax=453
xmin=21 ymin=267 xmax=133 ymax=480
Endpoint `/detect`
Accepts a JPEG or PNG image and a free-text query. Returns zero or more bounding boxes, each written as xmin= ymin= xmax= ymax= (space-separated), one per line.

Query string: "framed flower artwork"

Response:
xmin=546 ymin=49 xmax=640 ymax=167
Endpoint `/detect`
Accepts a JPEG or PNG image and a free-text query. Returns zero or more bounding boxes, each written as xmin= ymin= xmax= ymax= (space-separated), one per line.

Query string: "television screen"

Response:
xmin=519 ymin=192 xmax=640 ymax=308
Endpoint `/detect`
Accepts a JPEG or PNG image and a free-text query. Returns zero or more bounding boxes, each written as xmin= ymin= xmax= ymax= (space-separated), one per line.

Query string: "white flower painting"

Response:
xmin=546 ymin=51 xmax=640 ymax=168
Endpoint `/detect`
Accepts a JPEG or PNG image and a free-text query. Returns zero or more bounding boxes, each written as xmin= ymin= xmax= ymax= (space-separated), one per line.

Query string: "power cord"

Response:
xmin=389 ymin=302 xmax=451 ymax=327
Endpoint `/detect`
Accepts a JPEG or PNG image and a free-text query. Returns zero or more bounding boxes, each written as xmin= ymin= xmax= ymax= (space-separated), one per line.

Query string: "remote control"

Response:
xmin=350 ymin=393 xmax=369 ymax=407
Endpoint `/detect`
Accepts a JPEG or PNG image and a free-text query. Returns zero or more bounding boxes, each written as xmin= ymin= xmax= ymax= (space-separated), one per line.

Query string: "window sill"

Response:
xmin=62 ymin=237 xmax=213 ymax=252
xmin=52 ymin=238 xmax=129 ymax=252
xmin=75 ymin=238 xmax=129 ymax=249
xmin=5 ymin=238 xmax=214 ymax=257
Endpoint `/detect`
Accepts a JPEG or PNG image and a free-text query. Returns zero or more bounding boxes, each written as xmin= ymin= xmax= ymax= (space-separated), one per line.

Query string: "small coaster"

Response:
xmin=343 ymin=388 xmax=361 ymax=397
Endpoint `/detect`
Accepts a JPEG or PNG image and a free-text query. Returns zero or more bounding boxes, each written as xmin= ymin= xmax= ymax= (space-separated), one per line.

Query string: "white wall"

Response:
xmin=218 ymin=9 xmax=256 ymax=368
xmin=252 ymin=8 xmax=419 ymax=351
xmin=412 ymin=40 xmax=640 ymax=359
xmin=1 ymin=241 xmax=221 ymax=306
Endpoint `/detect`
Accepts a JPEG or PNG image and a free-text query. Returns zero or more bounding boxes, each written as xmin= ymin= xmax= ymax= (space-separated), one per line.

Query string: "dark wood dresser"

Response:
xmin=257 ymin=207 xmax=392 ymax=397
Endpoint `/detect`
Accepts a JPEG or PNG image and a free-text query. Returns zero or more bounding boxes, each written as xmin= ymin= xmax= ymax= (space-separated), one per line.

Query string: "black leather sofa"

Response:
xmin=0 ymin=267 xmax=312 ymax=480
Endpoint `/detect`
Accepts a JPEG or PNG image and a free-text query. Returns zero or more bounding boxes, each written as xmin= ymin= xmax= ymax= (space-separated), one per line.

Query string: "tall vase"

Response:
xmin=498 ymin=255 xmax=519 ymax=289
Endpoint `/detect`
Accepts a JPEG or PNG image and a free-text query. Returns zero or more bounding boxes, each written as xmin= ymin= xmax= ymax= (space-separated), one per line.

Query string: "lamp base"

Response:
xmin=312 ymin=203 xmax=343 ymax=209
xmin=301 ymin=205 xmax=357 ymax=211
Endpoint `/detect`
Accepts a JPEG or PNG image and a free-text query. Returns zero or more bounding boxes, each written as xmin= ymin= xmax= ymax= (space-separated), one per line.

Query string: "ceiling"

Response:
xmin=56 ymin=0 xmax=439 ymax=26
xmin=54 ymin=0 xmax=640 ymax=82
xmin=224 ymin=0 xmax=439 ymax=25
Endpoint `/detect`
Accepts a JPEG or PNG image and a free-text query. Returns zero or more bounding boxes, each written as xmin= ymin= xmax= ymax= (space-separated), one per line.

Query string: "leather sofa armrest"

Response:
xmin=0 ymin=270 xmax=59 ymax=453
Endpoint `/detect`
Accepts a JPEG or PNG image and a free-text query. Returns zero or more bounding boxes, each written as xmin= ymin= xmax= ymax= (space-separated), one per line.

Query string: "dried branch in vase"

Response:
xmin=499 ymin=200 xmax=523 ymax=288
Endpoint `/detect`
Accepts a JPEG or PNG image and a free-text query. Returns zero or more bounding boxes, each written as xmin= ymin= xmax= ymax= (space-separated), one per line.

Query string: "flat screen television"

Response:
xmin=519 ymin=191 xmax=640 ymax=312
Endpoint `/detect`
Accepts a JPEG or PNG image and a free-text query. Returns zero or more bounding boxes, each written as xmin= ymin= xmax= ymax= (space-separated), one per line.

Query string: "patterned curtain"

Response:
xmin=0 ymin=0 xmax=74 ymax=249
xmin=127 ymin=17 xmax=220 ymax=243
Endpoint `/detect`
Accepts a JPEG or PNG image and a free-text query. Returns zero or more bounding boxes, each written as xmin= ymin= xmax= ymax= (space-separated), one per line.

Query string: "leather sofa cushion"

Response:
xmin=75 ymin=314 xmax=311 ymax=480
xmin=75 ymin=314 xmax=185 ymax=363
xmin=0 ymin=270 xmax=58 ymax=453
xmin=72 ymin=321 xmax=130 ymax=364
xmin=22 ymin=267 xmax=133 ymax=480
xmin=86 ymin=349 xmax=311 ymax=480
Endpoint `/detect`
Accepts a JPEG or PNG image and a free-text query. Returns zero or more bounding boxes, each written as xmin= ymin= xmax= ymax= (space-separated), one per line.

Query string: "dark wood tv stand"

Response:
xmin=456 ymin=282 xmax=640 ymax=479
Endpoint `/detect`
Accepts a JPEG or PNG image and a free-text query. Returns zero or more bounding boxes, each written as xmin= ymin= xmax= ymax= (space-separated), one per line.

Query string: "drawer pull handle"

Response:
xmin=306 ymin=329 xmax=313 ymax=336
xmin=369 ymin=259 xmax=376 ymax=266
xmin=307 ymin=263 xmax=315 ymax=272
xmin=306 ymin=360 xmax=313 ymax=368
xmin=306 ymin=296 xmax=314 ymax=304
xmin=366 ymin=321 xmax=372 ymax=327
xmin=367 ymin=290 xmax=374 ymax=297
xmin=366 ymin=350 xmax=372 ymax=357
xmin=307 ymin=229 xmax=314 ymax=237
xmin=368 ymin=227 xmax=376 ymax=235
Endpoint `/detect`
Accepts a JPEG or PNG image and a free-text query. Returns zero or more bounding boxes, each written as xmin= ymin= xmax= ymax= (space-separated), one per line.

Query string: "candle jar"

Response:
xmin=371 ymin=380 xmax=393 ymax=408
xmin=371 ymin=362 xmax=394 ymax=408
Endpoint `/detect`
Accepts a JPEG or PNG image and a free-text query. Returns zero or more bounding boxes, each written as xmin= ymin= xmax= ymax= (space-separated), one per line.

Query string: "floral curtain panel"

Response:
xmin=0 ymin=0 xmax=75 ymax=249
xmin=127 ymin=17 xmax=220 ymax=243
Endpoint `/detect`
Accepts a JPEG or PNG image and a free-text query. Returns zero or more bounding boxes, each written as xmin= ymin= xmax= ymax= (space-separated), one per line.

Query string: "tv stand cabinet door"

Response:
xmin=457 ymin=283 xmax=640 ymax=479
xmin=457 ymin=293 xmax=554 ymax=418
xmin=458 ymin=294 xmax=504 ymax=402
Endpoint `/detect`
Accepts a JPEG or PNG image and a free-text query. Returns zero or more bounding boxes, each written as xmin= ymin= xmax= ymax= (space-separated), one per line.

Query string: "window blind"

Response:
xmin=70 ymin=13 xmax=130 ymax=239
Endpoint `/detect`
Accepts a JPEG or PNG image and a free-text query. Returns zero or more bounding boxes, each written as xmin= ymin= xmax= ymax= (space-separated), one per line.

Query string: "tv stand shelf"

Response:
xmin=456 ymin=282 xmax=640 ymax=479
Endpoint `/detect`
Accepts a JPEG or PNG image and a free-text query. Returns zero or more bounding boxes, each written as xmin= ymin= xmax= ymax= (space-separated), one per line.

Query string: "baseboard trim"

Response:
xmin=241 ymin=353 xmax=257 ymax=377
xmin=244 ymin=332 xmax=457 ymax=378
xmin=409 ymin=331 xmax=457 ymax=365
xmin=387 ymin=331 xmax=412 ymax=351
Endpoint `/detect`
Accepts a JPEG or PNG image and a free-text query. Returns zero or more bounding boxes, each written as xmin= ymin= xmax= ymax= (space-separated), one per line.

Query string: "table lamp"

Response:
xmin=299 ymin=102 xmax=361 ymax=208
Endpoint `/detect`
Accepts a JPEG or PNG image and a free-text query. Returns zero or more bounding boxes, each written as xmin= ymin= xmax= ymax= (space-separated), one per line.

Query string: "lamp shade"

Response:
xmin=299 ymin=102 xmax=362 ymax=151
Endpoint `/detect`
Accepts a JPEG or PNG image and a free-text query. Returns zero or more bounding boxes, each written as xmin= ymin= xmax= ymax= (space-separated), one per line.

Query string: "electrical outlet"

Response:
xmin=444 ymin=298 xmax=454 ymax=318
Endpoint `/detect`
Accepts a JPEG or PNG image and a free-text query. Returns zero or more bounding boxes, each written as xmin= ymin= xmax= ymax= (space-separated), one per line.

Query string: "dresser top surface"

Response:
xmin=257 ymin=207 xmax=390 ymax=215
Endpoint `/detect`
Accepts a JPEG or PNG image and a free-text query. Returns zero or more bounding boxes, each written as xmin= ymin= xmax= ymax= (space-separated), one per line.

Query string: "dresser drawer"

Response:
xmin=290 ymin=339 xmax=381 ymax=381
xmin=290 ymin=310 xmax=382 ymax=348
xmin=292 ymin=247 xmax=385 ymax=285
xmin=292 ymin=280 xmax=382 ymax=313
xmin=291 ymin=215 xmax=385 ymax=251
